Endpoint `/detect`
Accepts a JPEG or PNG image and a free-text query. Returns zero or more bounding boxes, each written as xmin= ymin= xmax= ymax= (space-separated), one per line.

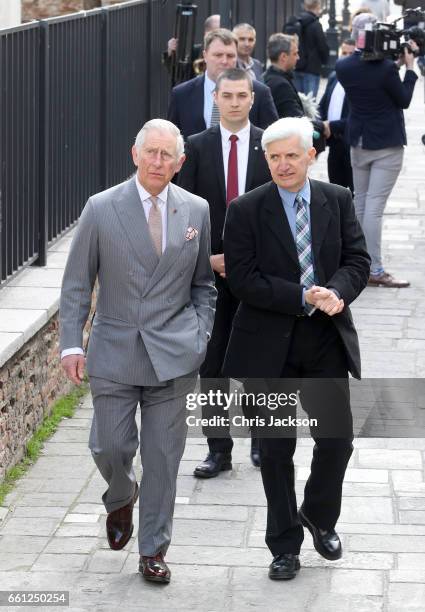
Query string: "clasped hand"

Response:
xmin=305 ymin=285 xmax=344 ymax=316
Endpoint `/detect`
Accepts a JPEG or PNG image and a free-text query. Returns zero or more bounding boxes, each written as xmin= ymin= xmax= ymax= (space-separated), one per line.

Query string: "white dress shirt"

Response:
xmin=327 ymin=81 xmax=346 ymax=122
xmin=203 ymin=73 xmax=216 ymax=129
xmin=220 ymin=121 xmax=251 ymax=197
xmin=61 ymin=176 xmax=169 ymax=359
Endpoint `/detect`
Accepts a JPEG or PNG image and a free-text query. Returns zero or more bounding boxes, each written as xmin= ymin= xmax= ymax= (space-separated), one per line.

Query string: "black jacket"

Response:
xmin=168 ymin=75 xmax=278 ymax=141
xmin=263 ymin=65 xmax=305 ymax=118
xmin=295 ymin=11 xmax=329 ymax=75
xmin=177 ymin=124 xmax=271 ymax=255
xmin=222 ymin=180 xmax=370 ymax=379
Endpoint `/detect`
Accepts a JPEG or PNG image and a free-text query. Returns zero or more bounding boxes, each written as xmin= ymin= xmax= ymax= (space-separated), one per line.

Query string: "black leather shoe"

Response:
xmin=106 ymin=482 xmax=139 ymax=551
xmin=268 ymin=554 xmax=300 ymax=580
xmin=193 ymin=452 xmax=232 ymax=478
xmin=299 ymin=505 xmax=342 ymax=561
xmin=139 ymin=553 xmax=171 ymax=584
xmin=250 ymin=445 xmax=261 ymax=467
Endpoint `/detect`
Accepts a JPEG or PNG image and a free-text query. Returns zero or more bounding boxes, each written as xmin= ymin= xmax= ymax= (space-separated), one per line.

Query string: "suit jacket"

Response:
xmin=237 ymin=57 xmax=265 ymax=81
xmin=167 ymin=75 xmax=278 ymax=140
xmin=336 ymin=51 xmax=418 ymax=149
xmin=60 ymin=177 xmax=216 ymax=385
xmin=318 ymin=71 xmax=349 ymax=140
xmin=177 ymin=123 xmax=271 ymax=254
xmin=222 ymin=179 xmax=370 ymax=380
xmin=263 ymin=65 xmax=305 ymax=118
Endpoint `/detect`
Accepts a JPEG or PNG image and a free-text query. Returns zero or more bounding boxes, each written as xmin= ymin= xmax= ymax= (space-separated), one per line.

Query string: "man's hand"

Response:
xmin=62 ymin=354 xmax=86 ymax=385
xmin=210 ymin=253 xmax=226 ymax=278
xmin=305 ymin=286 xmax=344 ymax=316
xmin=399 ymin=43 xmax=417 ymax=70
xmin=167 ymin=38 xmax=178 ymax=56
xmin=323 ymin=121 xmax=331 ymax=139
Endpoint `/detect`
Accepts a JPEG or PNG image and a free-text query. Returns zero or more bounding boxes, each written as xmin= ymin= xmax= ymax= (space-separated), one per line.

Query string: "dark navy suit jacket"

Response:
xmin=335 ymin=51 xmax=417 ymax=149
xmin=167 ymin=74 xmax=278 ymax=140
xmin=318 ymin=71 xmax=349 ymax=139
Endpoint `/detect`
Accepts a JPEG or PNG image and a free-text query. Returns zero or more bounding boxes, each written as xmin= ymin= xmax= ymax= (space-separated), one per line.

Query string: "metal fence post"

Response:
xmin=36 ymin=20 xmax=49 ymax=267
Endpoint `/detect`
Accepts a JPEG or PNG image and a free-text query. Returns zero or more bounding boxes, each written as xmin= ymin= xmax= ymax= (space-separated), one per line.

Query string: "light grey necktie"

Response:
xmin=210 ymin=100 xmax=220 ymax=127
xmin=148 ymin=196 xmax=162 ymax=257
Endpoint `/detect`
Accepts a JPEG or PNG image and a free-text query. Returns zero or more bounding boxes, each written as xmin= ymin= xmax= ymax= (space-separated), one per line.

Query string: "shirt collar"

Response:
xmin=205 ymin=73 xmax=216 ymax=93
xmin=238 ymin=57 xmax=254 ymax=71
xmin=220 ymin=121 xmax=251 ymax=144
xmin=278 ymin=179 xmax=311 ymax=207
xmin=135 ymin=174 xmax=168 ymax=206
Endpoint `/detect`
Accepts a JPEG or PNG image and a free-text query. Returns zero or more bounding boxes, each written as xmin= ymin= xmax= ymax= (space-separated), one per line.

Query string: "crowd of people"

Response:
xmin=59 ymin=0 xmax=420 ymax=587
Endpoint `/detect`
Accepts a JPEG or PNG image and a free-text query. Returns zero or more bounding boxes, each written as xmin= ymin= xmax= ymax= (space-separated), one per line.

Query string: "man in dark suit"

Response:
xmin=336 ymin=13 xmax=418 ymax=288
xmin=223 ymin=116 xmax=370 ymax=580
xmin=178 ymin=68 xmax=271 ymax=476
xmin=319 ymin=39 xmax=356 ymax=192
xmin=168 ymin=29 xmax=278 ymax=140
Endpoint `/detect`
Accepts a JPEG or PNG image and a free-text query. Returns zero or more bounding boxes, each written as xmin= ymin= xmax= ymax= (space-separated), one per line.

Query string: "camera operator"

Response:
xmin=336 ymin=13 xmax=418 ymax=288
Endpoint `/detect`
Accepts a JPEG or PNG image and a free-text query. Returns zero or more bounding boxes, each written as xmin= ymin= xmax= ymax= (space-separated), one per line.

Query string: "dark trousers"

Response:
xmin=258 ymin=313 xmax=354 ymax=556
xmin=328 ymin=138 xmax=354 ymax=194
xmin=199 ymin=274 xmax=240 ymax=454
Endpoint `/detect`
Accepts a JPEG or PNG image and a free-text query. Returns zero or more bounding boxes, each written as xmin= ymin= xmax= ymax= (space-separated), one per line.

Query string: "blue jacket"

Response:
xmin=335 ymin=51 xmax=417 ymax=149
xmin=167 ymin=74 xmax=278 ymax=141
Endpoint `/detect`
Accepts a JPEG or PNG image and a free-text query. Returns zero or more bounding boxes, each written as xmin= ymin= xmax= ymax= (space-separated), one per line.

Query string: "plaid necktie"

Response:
xmin=210 ymin=101 xmax=220 ymax=127
xmin=148 ymin=196 xmax=162 ymax=258
xmin=295 ymin=193 xmax=314 ymax=311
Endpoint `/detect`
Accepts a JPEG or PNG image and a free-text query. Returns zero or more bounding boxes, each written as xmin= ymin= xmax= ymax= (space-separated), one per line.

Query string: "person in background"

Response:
xmin=319 ymin=39 xmax=356 ymax=192
xmin=233 ymin=22 xmax=264 ymax=81
xmin=293 ymin=0 xmax=329 ymax=98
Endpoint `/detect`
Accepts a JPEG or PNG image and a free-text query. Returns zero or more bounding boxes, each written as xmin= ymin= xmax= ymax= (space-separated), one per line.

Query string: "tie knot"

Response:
xmin=150 ymin=195 xmax=159 ymax=209
xmin=229 ymin=134 xmax=238 ymax=144
xmin=295 ymin=193 xmax=304 ymax=207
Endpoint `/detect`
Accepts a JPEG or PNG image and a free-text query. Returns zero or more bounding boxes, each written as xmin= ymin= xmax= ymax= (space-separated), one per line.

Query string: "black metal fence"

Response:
xmin=0 ymin=0 xmax=298 ymax=287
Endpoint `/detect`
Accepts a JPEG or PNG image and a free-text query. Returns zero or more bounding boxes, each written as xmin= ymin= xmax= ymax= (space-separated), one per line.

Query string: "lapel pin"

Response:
xmin=254 ymin=146 xmax=259 ymax=151
xmin=173 ymin=209 xmax=177 ymax=214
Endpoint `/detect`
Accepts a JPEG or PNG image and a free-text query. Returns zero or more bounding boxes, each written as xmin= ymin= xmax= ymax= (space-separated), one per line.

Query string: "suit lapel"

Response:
xmin=245 ymin=126 xmax=264 ymax=192
xmin=194 ymin=76 xmax=207 ymax=133
xmin=309 ymin=179 xmax=331 ymax=262
xmin=209 ymin=126 xmax=226 ymax=201
xmin=112 ymin=178 xmax=158 ymax=276
xmin=264 ymin=183 xmax=299 ymax=266
xmin=142 ymin=183 xmax=190 ymax=295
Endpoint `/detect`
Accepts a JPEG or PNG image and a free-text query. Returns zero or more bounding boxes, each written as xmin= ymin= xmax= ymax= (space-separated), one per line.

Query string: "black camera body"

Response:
xmin=358 ymin=8 xmax=425 ymax=61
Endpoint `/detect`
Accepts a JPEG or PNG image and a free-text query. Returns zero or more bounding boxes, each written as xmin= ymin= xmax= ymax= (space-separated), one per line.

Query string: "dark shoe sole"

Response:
xmin=299 ymin=509 xmax=342 ymax=561
xmin=193 ymin=462 xmax=232 ymax=478
xmin=140 ymin=571 xmax=171 ymax=584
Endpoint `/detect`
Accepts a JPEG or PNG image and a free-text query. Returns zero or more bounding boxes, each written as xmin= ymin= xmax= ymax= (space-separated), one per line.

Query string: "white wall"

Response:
xmin=0 ymin=0 xmax=21 ymax=29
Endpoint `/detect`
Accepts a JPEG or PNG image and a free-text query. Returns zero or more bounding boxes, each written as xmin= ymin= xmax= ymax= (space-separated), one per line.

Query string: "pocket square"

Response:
xmin=185 ymin=227 xmax=198 ymax=241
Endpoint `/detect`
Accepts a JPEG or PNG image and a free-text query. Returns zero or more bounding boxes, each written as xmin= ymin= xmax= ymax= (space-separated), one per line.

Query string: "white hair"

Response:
xmin=261 ymin=117 xmax=313 ymax=152
xmin=135 ymin=119 xmax=184 ymax=158
xmin=351 ymin=13 xmax=377 ymax=45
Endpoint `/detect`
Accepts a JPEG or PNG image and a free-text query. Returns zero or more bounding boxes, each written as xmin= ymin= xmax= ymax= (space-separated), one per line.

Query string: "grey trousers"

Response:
xmin=350 ymin=145 xmax=404 ymax=273
xmin=88 ymin=373 xmax=197 ymax=556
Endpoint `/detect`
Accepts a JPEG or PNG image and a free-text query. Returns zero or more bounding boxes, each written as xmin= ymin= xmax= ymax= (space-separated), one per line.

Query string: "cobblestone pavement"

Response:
xmin=0 ymin=78 xmax=424 ymax=612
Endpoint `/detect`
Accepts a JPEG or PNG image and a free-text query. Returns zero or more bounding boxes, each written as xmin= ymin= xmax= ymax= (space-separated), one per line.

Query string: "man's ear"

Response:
xmin=131 ymin=145 xmax=139 ymax=167
xmin=308 ymin=147 xmax=317 ymax=163
xmin=176 ymin=154 xmax=186 ymax=174
xmin=250 ymin=91 xmax=255 ymax=108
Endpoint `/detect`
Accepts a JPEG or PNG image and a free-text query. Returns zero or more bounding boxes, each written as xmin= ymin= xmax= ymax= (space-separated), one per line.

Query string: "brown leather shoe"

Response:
xmin=139 ymin=553 xmax=171 ymax=583
xmin=106 ymin=482 xmax=139 ymax=551
xmin=368 ymin=272 xmax=410 ymax=288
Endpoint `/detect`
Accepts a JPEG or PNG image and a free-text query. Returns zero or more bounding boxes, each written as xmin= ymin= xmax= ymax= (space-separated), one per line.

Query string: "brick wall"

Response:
xmin=0 ymin=316 xmax=73 ymax=481
xmin=21 ymin=0 xmax=127 ymax=21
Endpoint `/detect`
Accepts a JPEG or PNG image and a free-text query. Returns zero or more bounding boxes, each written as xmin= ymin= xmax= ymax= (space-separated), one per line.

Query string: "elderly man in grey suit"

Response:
xmin=60 ymin=118 xmax=216 ymax=584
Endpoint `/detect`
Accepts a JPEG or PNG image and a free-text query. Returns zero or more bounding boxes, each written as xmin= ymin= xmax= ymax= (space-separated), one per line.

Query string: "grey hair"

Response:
xmin=351 ymin=13 xmax=377 ymax=44
xmin=134 ymin=119 xmax=184 ymax=158
xmin=262 ymin=117 xmax=313 ymax=152
xmin=267 ymin=33 xmax=295 ymax=62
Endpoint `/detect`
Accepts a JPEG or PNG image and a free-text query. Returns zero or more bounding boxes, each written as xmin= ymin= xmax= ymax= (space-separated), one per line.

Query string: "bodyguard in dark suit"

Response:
xmin=223 ymin=117 xmax=370 ymax=580
xmin=168 ymin=29 xmax=278 ymax=141
xmin=178 ymin=68 xmax=271 ymax=476
xmin=318 ymin=39 xmax=356 ymax=192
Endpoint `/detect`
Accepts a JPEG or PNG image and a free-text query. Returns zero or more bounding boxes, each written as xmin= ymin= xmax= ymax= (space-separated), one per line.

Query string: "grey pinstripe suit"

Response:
xmin=59 ymin=176 xmax=216 ymax=555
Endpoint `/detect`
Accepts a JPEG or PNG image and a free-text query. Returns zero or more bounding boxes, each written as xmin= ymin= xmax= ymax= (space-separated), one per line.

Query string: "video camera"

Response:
xmin=358 ymin=8 xmax=425 ymax=61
